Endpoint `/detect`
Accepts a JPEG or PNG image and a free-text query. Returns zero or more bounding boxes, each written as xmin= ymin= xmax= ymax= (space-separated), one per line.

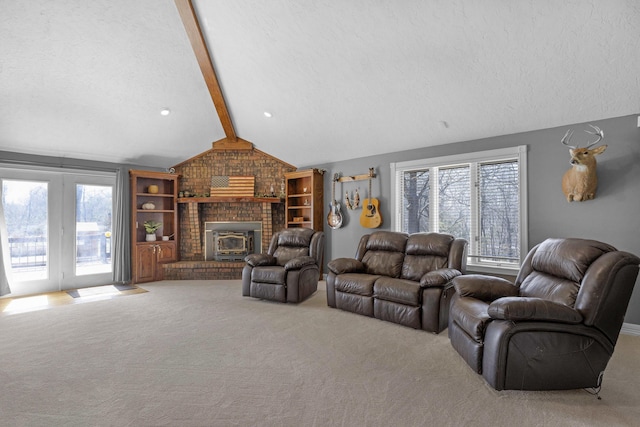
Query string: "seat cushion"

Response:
xmin=374 ymin=299 xmax=421 ymax=329
xmin=450 ymin=297 xmax=492 ymax=342
xmin=251 ymin=266 xmax=286 ymax=284
xmin=335 ymin=273 xmax=379 ymax=296
xmin=449 ymin=319 xmax=484 ymax=374
xmin=336 ymin=292 xmax=374 ymax=316
xmin=250 ymin=282 xmax=286 ymax=302
xmin=374 ymin=277 xmax=421 ymax=306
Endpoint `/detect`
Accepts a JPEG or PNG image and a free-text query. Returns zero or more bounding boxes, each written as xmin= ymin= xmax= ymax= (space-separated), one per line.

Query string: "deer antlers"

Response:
xmin=561 ymin=124 xmax=604 ymax=149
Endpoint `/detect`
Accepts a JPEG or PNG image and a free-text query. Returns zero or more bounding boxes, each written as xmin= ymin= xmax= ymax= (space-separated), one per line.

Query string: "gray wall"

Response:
xmin=314 ymin=114 xmax=640 ymax=324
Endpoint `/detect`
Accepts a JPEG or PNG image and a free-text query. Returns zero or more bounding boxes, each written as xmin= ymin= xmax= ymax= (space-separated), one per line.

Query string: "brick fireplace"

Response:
xmin=162 ymin=142 xmax=296 ymax=280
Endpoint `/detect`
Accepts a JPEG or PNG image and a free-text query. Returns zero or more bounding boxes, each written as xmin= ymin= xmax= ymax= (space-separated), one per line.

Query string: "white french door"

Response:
xmin=0 ymin=166 xmax=115 ymax=296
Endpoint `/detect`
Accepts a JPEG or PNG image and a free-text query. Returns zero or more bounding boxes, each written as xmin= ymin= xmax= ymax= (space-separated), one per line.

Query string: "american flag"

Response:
xmin=210 ymin=176 xmax=255 ymax=197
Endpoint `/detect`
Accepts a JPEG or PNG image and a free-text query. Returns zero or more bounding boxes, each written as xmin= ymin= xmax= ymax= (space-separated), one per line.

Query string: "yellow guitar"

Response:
xmin=360 ymin=168 xmax=382 ymax=228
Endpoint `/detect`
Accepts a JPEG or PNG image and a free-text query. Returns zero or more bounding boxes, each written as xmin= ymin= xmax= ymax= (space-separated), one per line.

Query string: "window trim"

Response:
xmin=390 ymin=146 xmax=528 ymax=274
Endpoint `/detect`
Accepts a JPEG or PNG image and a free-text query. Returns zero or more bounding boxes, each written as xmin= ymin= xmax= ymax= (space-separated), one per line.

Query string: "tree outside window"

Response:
xmin=393 ymin=146 xmax=527 ymax=271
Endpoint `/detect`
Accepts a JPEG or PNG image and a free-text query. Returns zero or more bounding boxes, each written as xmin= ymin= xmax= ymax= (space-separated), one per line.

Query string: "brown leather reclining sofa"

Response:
xmin=326 ymin=231 xmax=467 ymax=333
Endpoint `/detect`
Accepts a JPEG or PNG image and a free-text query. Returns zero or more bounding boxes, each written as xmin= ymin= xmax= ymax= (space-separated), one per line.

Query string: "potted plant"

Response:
xmin=143 ymin=220 xmax=162 ymax=241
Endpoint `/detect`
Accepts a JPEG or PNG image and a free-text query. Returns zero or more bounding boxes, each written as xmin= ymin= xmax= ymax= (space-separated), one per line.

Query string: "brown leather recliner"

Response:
xmin=242 ymin=228 xmax=324 ymax=303
xmin=448 ymin=237 xmax=640 ymax=391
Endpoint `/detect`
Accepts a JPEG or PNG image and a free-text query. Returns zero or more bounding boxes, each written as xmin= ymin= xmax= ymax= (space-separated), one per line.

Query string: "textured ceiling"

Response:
xmin=1 ymin=0 xmax=639 ymax=169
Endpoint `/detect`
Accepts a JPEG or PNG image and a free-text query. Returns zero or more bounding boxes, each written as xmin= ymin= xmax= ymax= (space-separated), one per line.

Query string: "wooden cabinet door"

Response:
xmin=156 ymin=242 xmax=176 ymax=263
xmin=154 ymin=242 xmax=176 ymax=281
xmin=136 ymin=244 xmax=156 ymax=283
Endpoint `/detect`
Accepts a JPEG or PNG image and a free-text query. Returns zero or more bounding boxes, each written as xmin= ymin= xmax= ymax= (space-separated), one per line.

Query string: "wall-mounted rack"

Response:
xmin=335 ymin=167 xmax=376 ymax=182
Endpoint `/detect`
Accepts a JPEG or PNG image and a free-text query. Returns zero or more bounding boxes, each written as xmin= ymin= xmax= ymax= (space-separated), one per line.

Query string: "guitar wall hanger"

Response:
xmin=334 ymin=168 xmax=382 ymax=228
xmin=337 ymin=171 xmax=377 ymax=183
xmin=336 ymin=169 xmax=375 ymax=210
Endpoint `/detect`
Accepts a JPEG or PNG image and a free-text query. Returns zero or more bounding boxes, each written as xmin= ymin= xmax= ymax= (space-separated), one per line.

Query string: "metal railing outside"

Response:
xmin=8 ymin=234 xmax=111 ymax=270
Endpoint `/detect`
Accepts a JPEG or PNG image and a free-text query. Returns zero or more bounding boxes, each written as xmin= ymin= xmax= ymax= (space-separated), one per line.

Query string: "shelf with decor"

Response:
xmin=129 ymin=169 xmax=179 ymax=283
xmin=284 ymin=169 xmax=324 ymax=231
xmin=176 ymin=196 xmax=282 ymax=204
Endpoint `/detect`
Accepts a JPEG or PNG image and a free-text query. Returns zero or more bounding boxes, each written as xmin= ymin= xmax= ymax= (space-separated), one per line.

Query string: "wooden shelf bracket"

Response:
xmin=336 ymin=167 xmax=377 ymax=183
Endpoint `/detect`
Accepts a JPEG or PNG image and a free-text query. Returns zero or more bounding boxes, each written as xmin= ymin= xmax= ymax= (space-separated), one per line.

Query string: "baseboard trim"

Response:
xmin=621 ymin=323 xmax=640 ymax=336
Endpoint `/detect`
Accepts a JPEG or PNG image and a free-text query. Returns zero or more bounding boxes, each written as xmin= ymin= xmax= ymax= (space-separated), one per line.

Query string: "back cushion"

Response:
xmin=274 ymin=247 xmax=309 ymax=266
xmin=361 ymin=231 xmax=408 ymax=277
xmin=278 ymin=228 xmax=314 ymax=247
xmin=401 ymin=233 xmax=453 ymax=281
xmin=519 ymin=238 xmax=615 ymax=306
xmin=519 ymin=272 xmax=580 ymax=306
xmin=273 ymin=228 xmax=314 ymax=266
xmin=365 ymin=231 xmax=408 ymax=252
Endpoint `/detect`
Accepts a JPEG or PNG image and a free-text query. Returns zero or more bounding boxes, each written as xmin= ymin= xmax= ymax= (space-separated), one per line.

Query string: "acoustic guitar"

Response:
xmin=327 ymin=173 xmax=343 ymax=229
xmin=360 ymin=168 xmax=382 ymax=228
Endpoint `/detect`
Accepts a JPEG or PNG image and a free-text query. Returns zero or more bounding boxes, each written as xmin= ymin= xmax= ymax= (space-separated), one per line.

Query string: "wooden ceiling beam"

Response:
xmin=174 ymin=0 xmax=242 ymax=146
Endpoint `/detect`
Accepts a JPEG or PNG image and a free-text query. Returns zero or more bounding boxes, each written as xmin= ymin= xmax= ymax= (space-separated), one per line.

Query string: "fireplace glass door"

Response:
xmin=204 ymin=221 xmax=262 ymax=261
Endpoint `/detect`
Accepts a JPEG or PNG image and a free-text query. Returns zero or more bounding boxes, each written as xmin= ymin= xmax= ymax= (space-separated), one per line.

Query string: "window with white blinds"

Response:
xmin=391 ymin=146 xmax=527 ymax=273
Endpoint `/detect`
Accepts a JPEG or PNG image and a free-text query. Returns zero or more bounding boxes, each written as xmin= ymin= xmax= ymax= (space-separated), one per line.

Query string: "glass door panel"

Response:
xmin=61 ymin=174 xmax=115 ymax=289
xmin=2 ymin=179 xmax=49 ymax=282
xmin=75 ymin=184 xmax=113 ymax=276
xmin=0 ymin=168 xmax=62 ymax=295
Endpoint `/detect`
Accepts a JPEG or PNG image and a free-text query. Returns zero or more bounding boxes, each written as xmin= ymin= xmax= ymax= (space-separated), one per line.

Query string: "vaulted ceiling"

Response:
xmin=2 ymin=1 xmax=638 ymax=169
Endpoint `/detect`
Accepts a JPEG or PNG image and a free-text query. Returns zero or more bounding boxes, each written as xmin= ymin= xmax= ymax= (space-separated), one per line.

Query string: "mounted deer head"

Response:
xmin=561 ymin=124 xmax=607 ymax=202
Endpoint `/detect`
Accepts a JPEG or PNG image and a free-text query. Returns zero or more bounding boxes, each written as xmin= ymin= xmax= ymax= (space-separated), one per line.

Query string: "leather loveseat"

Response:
xmin=326 ymin=231 xmax=467 ymax=333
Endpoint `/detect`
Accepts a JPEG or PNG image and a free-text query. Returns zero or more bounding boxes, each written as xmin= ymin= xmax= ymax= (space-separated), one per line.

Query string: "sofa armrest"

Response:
xmin=245 ymin=253 xmax=276 ymax=267
xmin=419 ymin=268 xmax=461 ymax=287
xmin=284 ymin=256 xmax=317 ymax=271
xmin=452 ymin=274 xmax=519 ymax=302
xmin=488 ymin=297 xmax=583 ymax=324
xmin=327 ymin=258 xmax=364 ymax=275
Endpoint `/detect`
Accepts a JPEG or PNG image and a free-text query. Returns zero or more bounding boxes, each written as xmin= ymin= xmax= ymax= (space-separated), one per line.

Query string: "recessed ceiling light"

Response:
xmin=263 ymin=111 xmax=272 ymax=118
xmin=160 ymin=108 xmax=171 ymax=116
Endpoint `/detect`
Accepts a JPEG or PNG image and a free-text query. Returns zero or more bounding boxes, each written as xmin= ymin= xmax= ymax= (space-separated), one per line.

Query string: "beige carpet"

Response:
xmin=1 ymin=280 xmax=639 ymax=426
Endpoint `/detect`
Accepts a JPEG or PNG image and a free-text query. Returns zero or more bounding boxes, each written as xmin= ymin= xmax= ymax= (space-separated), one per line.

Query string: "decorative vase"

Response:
xmin=146 ymin=234 xmax=156 ymax=242
xmin=147 ymin=185 xmax=159 ymax=194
